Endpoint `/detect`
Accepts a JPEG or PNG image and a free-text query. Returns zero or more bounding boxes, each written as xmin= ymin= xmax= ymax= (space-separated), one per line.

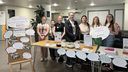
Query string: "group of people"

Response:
xmin=36 ymin=12 xmax=120 ymax=67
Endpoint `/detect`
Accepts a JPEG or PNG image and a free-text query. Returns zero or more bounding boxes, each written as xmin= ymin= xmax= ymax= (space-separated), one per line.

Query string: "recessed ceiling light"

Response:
xmin=90 ymin=2 xmax=95 ymax=6
xmin=75 ymin=1 xmax=78 ymax=3
xmin=53 ymin=3 xmax=59 ymax=6
xmin=67 ymin=6 xmax=71 ymax=9
xmin=28 ymin=5 xmax=33 ymax=8
xmin=0 ymin=0 xmax=5 ymax=4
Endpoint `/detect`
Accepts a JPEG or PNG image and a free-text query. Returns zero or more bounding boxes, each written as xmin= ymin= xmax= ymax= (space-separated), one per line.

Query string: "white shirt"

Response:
xmin=79 ymin=23 xmax=89 ymax=34
xmin=69 ymin=20 xmax=76 ymax=34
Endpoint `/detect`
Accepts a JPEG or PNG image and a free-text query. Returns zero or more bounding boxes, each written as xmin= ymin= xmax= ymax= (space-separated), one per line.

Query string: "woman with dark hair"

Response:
xmin=102 ymin=14 xmax=120 ymax=47
xmin=79 ymin=15 xmax=90 ymax=40
xmin=91 ymin=16 xmax=101 ymax=28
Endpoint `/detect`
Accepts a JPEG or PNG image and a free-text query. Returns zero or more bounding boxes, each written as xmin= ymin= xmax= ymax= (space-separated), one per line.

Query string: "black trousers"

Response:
xmin=48 ymin=35 xmax=56 ymax=60
xmin=66 ymin=57 xmax=76 ymax=65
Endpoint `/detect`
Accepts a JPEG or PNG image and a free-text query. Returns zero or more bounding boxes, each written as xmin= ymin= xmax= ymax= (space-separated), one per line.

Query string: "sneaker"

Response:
xmin=40 ymin=58 xmax=44 ymax=62
xmin=44 ymin=58 xmax=48 ymax=61
xmin=58 ymin=57 xmax=64 ymax=64
xmin=66 ymin=64 xmax=72 ymax=68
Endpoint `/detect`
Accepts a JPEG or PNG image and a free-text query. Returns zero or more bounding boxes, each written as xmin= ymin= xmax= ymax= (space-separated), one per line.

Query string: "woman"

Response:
xmin=53 ymin=16 xmax=65 ymax=40
xmin=102 ymin=14 xmax=120 ymax=47
xmin=53 ymin=16 xmax=65 ymax=63
xmin=37 ymin=16 xmax=50 ymax=62
xmin=49 ymin=20 xmax=56 ymax=61
xmin=49 ymin=20 xmax=56 ymax=40
xmin=79 ymin=15 xmax=90 ymax=40
xmin=91 ymin=16 xmax=101 ymax=28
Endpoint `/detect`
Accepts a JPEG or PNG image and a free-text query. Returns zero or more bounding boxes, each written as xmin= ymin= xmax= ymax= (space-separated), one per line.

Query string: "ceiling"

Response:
xmin=1 ymin=0 xmax=125 ymax=10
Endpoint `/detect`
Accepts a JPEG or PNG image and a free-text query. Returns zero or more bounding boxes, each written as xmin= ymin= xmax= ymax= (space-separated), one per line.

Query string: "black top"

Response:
xmin=64 ymin=20 xmax=80 ymax=42
xmin=54 ymin=22 xmax=65 ymax=32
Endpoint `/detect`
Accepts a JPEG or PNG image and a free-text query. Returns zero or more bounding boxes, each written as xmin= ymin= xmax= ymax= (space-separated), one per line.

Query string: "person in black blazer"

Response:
xmin=64 ymin=12 xmax=80 ymax=42
xmin=64 ymin=12 xmax=80 ymax=67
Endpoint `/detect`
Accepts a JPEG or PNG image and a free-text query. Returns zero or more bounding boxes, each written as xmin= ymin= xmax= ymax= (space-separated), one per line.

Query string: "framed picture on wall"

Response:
xmin=46 ymin=11 xmax=50 ymax=17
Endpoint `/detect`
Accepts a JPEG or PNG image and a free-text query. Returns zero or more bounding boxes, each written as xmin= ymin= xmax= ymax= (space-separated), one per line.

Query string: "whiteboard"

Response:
xmin=115 ymin=9 xmax=124 ymax=30
xmin=88 ymin=10 xmax=109 ymax=25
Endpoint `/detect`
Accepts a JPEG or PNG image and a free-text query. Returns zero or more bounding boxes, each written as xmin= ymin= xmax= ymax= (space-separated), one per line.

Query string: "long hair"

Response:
xmin=92 ymin=16 xmax=101 ymax=27
xmin=105 ymin=14 xmax=115 ymax=31
xmin=81 ymin=15 xmax=90 ymax=28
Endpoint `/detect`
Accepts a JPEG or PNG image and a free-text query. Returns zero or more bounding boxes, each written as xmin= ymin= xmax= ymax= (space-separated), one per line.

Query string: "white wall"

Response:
xmin=85 ymin=4 xmax=124 ymax=15
xmin=52 ymin=4 xmax=124 ymax=27
xmin=52 ymin=9 xmax=86 ymax=23
xmin=43 ymin=5 xmax=51 ymax=24
xmin=124 ymin=0 xmax=128 ymax=30
xmin=5 ymin=6 xmax=36 ymax=20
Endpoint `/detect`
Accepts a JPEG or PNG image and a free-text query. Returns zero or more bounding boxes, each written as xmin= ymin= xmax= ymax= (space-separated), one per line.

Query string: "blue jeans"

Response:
xmin=102 ymin=35 xmax=115 ymax=47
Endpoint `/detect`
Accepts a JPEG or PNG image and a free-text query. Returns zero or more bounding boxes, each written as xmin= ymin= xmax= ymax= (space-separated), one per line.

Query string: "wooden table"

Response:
xmin=32 ymin=40 xmax=98 ymax=72
xmin=98 ymin=46 xmax=128 ymax=60
xmin=32 ymin=40 xmax=98 ymax=53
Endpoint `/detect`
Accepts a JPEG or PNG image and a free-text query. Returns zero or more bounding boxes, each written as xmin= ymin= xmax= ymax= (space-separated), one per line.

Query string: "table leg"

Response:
xmin=20 ymin=63 xmax=22 ymax=70
xmin=30 ymin=61 xmax=35 ymax=72
xmin=91 ymin=61 xmax=94 ymax=72
xmin=33 ymin=46 xmax=37 ymax=71
xmin=98 ymin=62 xmax=101 ymax=72
xmin=9 ymin=64 xmax=12 ymax=72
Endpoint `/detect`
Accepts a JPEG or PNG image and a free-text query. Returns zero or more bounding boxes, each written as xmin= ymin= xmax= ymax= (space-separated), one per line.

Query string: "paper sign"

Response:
xmin=54 ymin=32 xmax=61 ymax=41
xmin=123 ymin=38 xmax=128 ymax=54
xmin=90 ymin=26 xmax=110 ymax=40
xmin=13 ymin=29 xmax=26 ymax=37
xmin=84 ymin=34 xmax=92 ymax=46
xmin=7 ymin=16 xmax=30 ymax=29
xmin=123 ymin=38 xmax=128 ymax=48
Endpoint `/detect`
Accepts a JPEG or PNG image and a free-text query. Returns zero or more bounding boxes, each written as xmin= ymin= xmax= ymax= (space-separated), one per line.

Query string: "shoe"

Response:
xmin=44 ymin=58 xmax=48 ymax=61
xmin=51 ymin=57 xmax=56 ymax=61
xmin=40 ymin=58 xmax=44 ymax=62
xmin=66 ymin=64 xmax=72 ymax=68
xmin=58 ymin=57 xmax=64 ymax=64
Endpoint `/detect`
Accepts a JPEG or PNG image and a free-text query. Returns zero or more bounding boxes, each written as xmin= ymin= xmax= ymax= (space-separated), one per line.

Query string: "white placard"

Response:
xmin=7 ymin=16 xmax=30 ymax=29
xmin=123 ymin=38 xmax=128 ymax=53
xmin=90 ymin=26 xmax=110 ymax=40
xmin=84 ymin=34 xmax=92 ymax=46
xmin=54 ymin=32 xmax=61 ymax=41
xmin=13 ymin=29 xmax=26 ymax=37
